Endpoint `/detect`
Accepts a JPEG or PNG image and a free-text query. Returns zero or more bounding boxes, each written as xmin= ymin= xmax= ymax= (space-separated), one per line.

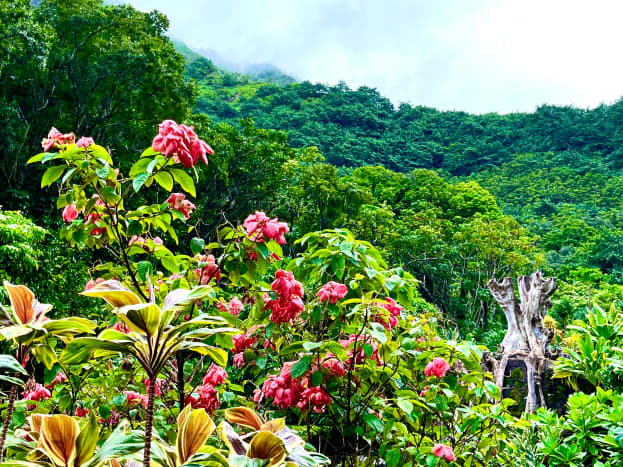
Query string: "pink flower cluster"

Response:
xmin=298 ymin=385 xmax=331 ymax=414
xmin=265 ymin=270 xmax=304 ymax=324
xmin=255 ymin=361 xmax=302 ymax=410
xmin=186 ymin=365 xmax=227 ymax=414
xmin=167 ymin=193 xmax=196 ymax=220
xmin=340 ymin=334 xmax=381 ymax=366
xmin=244 ymin=211 xmax=289 ymax=244
xmin=23 ymin=383 xmax=51 ymax=409
xmin=62 ymin=196 xmax=106 ymax=236
xmin=129 ymin=236 xmax=163 ymax=251
xmin=255 ymin=360 xmax=332 ymax=413
xmin=316 ymin=281 xmax=348 ymax=304
xmin=85 ymin=197 xmax=106 ymax=235
xmin=46 ymin=371 xmax=67 ymax=390
xmin=433 ymin=444 xmax=456 ymax=462
xmin=195 ymin=254 xmax=221 ymax=283
xmin=216 ymin=297 xmax=244 ymax=317
xmin=74 ymin=406 xmax=89 ymax=417
xmin=375 ymin=297 xmax=403 ymax=330
xmin=112 ymin=321 xmax=130 ymax=334
xmin=425 ymin=357 xmax=450 ymax=378
xmin=41 ymin=127 xmax=75 ymax=151
xmin=152 ymin=120 xmax=213 ymax=168
xmin=231 ymin=329 xmax=258 ymax=368
xmin=124 ymin=390 xmax=148 ymax=408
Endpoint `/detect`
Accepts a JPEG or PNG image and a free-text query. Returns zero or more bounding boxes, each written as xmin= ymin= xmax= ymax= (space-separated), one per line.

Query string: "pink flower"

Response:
xmin=265 ymin=270 xmax=305 ymax=324
xmin=62 ymin=203 xmax=78 ymax=223
xmin=23 ymin=384 xmax=51 ymax=404
xmin=194 ymin=254 xmax=221 ymax=283
xmin=260 ymin=362 xmax=303 ymax=409
xmin=144 ymin=378 xmax=164 ymax=397
xmin=76 ymin=136 xmax=94 ymax=149
xmin=374 ymin=297 xmax=403 ymax=330
xmin=186 ymin=383 xmax=220 ymax=413
xmin=74 ymin=406 xmax=89 ymax=417
xmin=216 ymin=297 xmax=243 ymax=317
xmin=85 ymin=277 xmax=105 ymax=290
xmin=85 ymin=197 xmax=106 ymax=235
xmin=152 ymin=119 xmax=213 ymax=168
xmin=340 ymin=334 xmax=381 ymax=366
xmin=433 ymin=444 xmax=456 ymax=462
xmin=297 ymin=386 xmax=331 ymax=413
xmin=203 ymin=365 xmax=228 ymax=386
xmin=425 ymin=358 xmax=450 ymax=379
xmin=46 ymin=371 xmax=67 ymax=390
xmin=124 ymin=390 xmax=148 ymax=408
xmin=316 ymin=282 xmax=348 ymax=304
xmin=233 ymin=352 xmax=246 ymax=369
xmin=166 ymin=193 xmax=196 ymax=220
xmin=112 ymin=321 xmax=130 ymax=334
xmin=41 ymin=127 xmax=75 ymax=151
xmin=420 ymin=386 xmax=430 ymax=397
xmin=243 ymin=211 xmax=289 ymax=244
xmin=321 ymin=355 xmax=346 ymax=377
xmin=232 ymin=332 xmax=257 ymax=353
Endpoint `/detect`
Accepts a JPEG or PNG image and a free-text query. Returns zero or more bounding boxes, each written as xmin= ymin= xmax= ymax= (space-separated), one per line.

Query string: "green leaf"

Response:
xmin=136 ymin=261 xmax=153 ymax=282
xmin=127 ymin=220 xmax=143 ymax=237
xmin=95 ymin=166 xmax=109 ymax=179
xmin=363 ymin=413 xmax=384 ymax=433
xmin=170 ymin=168 xmax=196 ymax=197
xmin=190 ymin=237 xmax=205 ymax=255
xmin=154 ymin=171 xmax=173 ymax=191
xmin=291 ymin=355 xmax=313 ymax=378
xmin=397 ymin=399 xmax=414 ymax=415
xmin=41 ymin=165 xmax=66 ymax=188
xmin=133 ymin=172 xmax=150 ymax=192
xmin=303 ymin=341 xmax=323 ymax=351
xmin=311 ymin=371 xmax=323 ymax=387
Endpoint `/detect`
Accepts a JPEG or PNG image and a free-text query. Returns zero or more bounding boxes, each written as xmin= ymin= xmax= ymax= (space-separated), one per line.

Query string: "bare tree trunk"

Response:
xmin=0 ymin=385 xmax=17 ymax=461
xmin=488 ymin=271 xmax=557 ymax=413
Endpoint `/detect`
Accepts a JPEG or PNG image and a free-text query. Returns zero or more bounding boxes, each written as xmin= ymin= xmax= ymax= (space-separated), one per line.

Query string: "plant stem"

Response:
xmin=176 ymin=352 xmax=185 ymax=411
xmin=0 ymin=385 xmax=17 ymax=461
xmin=143 ymin=376 xmax=156 ymax=467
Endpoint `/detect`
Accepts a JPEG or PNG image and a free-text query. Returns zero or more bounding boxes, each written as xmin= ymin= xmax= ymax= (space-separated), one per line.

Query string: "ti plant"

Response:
xmin=0 ymin=413 xmax=143 ymax=466
xmin=219 ymin=407 xmax=331 ymax=467
xmin=61 ymin=280 xmax=238 ymax=467
xmin=0 ymin=282 xmax=96 ymax=459
xmin=150 ymin=404 xmax=228 ymax=466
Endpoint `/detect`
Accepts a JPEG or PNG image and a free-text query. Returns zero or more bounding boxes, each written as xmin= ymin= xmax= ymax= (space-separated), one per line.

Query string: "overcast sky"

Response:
xmin=128 ymin=0 xmax=623 ymax=114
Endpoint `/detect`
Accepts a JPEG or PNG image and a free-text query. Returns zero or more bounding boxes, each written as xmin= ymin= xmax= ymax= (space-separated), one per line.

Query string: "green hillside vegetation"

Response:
xmin=185 ymin=55 xmax=623 ymax=322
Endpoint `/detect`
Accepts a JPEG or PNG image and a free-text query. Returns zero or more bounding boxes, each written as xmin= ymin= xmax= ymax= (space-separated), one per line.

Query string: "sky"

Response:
xmin=128 ymin=0 xmax=623 ymax=114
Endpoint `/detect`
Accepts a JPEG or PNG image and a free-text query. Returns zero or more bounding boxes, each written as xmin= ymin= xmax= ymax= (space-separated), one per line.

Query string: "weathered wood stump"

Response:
xmin=487 ymin=271 xmax=557 ymax=413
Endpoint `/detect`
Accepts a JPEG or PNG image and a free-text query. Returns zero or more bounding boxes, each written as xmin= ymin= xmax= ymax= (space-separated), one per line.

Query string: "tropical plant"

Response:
xmin=0 ymin=283 xmax=96 ymax=459
xmin=61 ymin=280 xmax=237 ymax=466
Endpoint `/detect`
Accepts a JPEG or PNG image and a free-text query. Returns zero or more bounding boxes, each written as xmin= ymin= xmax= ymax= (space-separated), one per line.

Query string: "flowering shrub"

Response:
xmin=0 ymin=121 xmax=531 ymax=467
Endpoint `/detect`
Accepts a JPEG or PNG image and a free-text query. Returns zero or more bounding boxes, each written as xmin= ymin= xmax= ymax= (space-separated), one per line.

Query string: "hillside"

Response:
xmin=183 ymin=53 xmax=623 ymax=294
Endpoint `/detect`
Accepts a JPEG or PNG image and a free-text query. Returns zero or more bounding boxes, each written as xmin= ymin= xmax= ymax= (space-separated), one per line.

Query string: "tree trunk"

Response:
xmin=143 ymin=377 xmax=156 ymax=467
xmin=487 ymin=271 xmax=557 ymax=413
xmin=176 ymin=352 xmax=185 ymax=411
xmin=0 ymin=385 xmax=17 ymax=461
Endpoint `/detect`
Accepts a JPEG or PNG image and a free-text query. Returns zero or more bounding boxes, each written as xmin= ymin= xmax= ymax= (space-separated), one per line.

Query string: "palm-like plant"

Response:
xmin=61 ymin=280 xmax=238 ymax=467
xmin=0 ymin=413 xmax=143 ymax=466
xmin=0 ymin=282 xmax=96 ymax=459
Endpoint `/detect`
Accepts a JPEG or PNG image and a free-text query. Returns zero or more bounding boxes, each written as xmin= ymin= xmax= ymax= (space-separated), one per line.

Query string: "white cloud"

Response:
xmin=129 ymin=0 xmax=623 ymax=113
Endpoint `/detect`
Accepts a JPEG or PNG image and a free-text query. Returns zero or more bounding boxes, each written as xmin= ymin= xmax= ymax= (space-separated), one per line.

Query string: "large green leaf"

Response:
xmin=61 ymin=338 xmax=131 ymax=365
xmin=41 ymin=165 xmax=66 ymax=188
xmin=170 ymin=169 xmax=196 ymax=197
xmin=83 ymin=421 xmax=142 ymax=466
xmin=0 ymin=355 xmax=27 ymax=375
xmin=119 ymin=303 xmax=161 ymax=337
xmin=41 ymin=317 xmax=96 ymax=337
xmin=80 ymin=280 xmax=142 ymax=308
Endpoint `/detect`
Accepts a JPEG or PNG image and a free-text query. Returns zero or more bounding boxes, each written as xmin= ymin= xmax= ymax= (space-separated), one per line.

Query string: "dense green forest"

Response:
xmin=2 ymin=2 xmax=623 ymax=466
xmin=180 ymin=50 xmax=623 ymax=333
